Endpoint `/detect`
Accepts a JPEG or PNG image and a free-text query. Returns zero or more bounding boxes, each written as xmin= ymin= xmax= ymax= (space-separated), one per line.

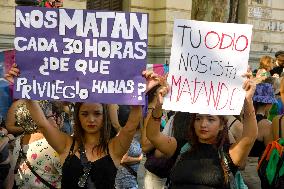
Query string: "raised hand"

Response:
xmin=4 ymin=63 xmax=20 ymax=84
xmin=242 ymin=67 xmax=256 ymax=100
xmin=142 ymin=70 xmax=169 ymax=108
xmin=142 ymin=70 xmax=160 ymax=93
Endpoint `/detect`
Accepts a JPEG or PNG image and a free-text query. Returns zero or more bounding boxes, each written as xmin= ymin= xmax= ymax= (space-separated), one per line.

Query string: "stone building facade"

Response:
xmin=0 ymin=0 xmax=86 ymax=50
xmin=247 ymin=0 xmax=284 ymax=67
xmin=0 ymin=0 xmax=283 ymax=68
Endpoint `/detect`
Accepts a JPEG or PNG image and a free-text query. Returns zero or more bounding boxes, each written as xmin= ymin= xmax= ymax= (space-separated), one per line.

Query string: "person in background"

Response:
xmin=255 ymin=56 xmax=274 ymax=82
xmin=271 ymin=114 xmax=284 ymax=140
xmin=280 ymin=76 xmax=284 ymax=106
xmin=271 ymin=75 xmax=284 ymax=139
xmin=140 ymin=83 xmax=170 ymax=189
xmin=146 ymin=70 xmax=257 ymax=189
xmin=270 ymin=50 xmax=284 ymax=78
xmin=0 ymin=127 xmax=14 ymax=189
xmin=143 ymin=111 xmax=188 ymax=189
xmin=56 ymin=101 xmax=74 ymax=135
xmin=11 ymin=101 xmax=64 ymax=189
xmin=263 ymin=77 xmax=283 ymax=121
xmin=250 ymin=82 xmax=276 ymax=157
xmin=112 ymin=105 xmax=143 ymax=189
xmin=37 ymin=0 xmax=63 ymax=8
xmin=225 ymin=115 xmax=243 ymax=141
xmin=5 ymin=100 xmax=25 ymax=137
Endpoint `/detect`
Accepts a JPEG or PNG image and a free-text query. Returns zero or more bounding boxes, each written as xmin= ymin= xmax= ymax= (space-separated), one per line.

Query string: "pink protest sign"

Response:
xmin=4 ymin=49 xmax=15 ymax=75
xmin=163 ymin=20 xmax=253 ymax=115
xmin=146 ymin=64 xmax=169 ymax=76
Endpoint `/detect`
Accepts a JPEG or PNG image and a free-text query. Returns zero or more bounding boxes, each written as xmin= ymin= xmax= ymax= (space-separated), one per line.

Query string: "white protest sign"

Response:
xmin=163 ymin=19 xmax=253 ymax=115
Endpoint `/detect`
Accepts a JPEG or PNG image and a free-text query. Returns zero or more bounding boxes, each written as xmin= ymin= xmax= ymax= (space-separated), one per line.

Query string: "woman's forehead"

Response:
xmin=80 ymin=103 xmax=103 ymax=111
xmin=196 ymin=114 xmax=219 ymax=118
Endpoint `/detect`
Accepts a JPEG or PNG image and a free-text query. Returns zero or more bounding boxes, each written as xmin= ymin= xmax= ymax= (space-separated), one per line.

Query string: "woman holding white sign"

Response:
xmin=146 ymin=71 xmax=257 ymax=189
xmin=6 ymin=64 xmax=158 ymax=189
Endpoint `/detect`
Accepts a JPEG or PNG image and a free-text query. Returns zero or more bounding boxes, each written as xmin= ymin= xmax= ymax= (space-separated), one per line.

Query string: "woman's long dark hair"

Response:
xmin=73 ymin=102 xmax=112 ymax=155
xmin=187 ymin=114 xmax=230 ymax=186
xmin=172 ymin=112 xmax=194 ymax=141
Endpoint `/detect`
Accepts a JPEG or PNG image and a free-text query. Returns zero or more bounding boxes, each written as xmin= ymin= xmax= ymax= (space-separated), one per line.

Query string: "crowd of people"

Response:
xmin=0 ymin=50 xmax=283 ymax=189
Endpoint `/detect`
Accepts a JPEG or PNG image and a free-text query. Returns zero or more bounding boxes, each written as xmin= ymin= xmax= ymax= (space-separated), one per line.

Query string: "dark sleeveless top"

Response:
xmin=0 ymin=144 xmax=9 ymax=163
xmin=249 ymin=114 xmax=267 ymax=157
xmin=61 ymin=139 xmax=117 ymax=189
xmin=170 ymin=143 xmax=237 ymax=189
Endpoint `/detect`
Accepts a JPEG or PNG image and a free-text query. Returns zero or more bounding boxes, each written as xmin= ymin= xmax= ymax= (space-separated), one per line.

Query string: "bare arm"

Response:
xmin=25 ymin=100 xmax=72 ymax=156
xmin=230 ymin=98 xmax=258 ymax=166
xmin=110 ymin=106 xmax=142 ymax=164
xmin=280 ymin=77 xmax=284 ymax=105
xmin=121 ymin=153 xmax=143 ymax=164
xmin=5 ymin=100 xmax=24 ymax=135
xmin=4 ymin=64 xmax=72 ymax=155
xmin=141 ymin=109 xmax=155 ymax=153
xmin=110 ymin=70 xmax=161 ymax=162
xmin=108 ymin=104 xmax=121 ymax=132
xmin=145 ymin=76 xmax=177 ymax=158
xmin=146 ymin=107 xmax=177 ymax=158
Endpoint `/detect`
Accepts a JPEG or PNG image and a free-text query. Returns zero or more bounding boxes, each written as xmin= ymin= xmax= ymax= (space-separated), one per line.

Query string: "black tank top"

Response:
xmin=170 ymin=143 xmax=237 ymax=189
xmin=249 ymin=114 xmax=267 ymax=157
xmin=0 ymin=144 xmax=9 ymax=163
xmin=61 ymin=139 xmax=117 ymax=189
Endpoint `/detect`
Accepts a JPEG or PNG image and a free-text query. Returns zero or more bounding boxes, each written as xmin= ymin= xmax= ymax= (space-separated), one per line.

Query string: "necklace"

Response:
xmin=84 ymin=143 xmax=100 ymax=154
xmin=78 ymin=144 xmax=96 ymax=188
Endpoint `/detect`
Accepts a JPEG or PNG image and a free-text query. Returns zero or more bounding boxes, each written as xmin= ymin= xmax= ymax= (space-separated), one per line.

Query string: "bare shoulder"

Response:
xmin=10 ymin=99 xmax=25 ymax=108
xmin=258 ymin=119 xmax=272 ymax=128
xmin=272 ymin=115 xmax=284 ymax=133
xmin=272 ymin=115 xmax=284 ymax=126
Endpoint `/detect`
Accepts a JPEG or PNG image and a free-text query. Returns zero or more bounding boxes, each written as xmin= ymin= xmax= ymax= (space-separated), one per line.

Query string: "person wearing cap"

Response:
xmin=250 ymin=83 xmax=276 ymax=158
xmin=270 ymin=51 xmax=284 ymax=77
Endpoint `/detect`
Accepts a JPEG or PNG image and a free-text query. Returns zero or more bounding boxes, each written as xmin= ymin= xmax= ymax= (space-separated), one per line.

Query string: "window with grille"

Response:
xmin=86 ymin=0 xmax=122 ymax=11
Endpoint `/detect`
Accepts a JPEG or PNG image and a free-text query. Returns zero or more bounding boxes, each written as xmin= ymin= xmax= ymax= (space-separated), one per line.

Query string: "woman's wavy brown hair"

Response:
xmin=73 ymin=102 xmax=112 ymax=155
xmin=188 ymin=114 xmax=230 ymax=187
xmin=259 ymin=55 xmax=273 ymax=70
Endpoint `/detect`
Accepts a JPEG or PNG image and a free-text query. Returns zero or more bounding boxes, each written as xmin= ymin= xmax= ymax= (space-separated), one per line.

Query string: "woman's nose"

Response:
xmin=88 ymin=115 xmax=96 ymax=122
xmin=200 ymin=119 xmax=208 ymax=127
